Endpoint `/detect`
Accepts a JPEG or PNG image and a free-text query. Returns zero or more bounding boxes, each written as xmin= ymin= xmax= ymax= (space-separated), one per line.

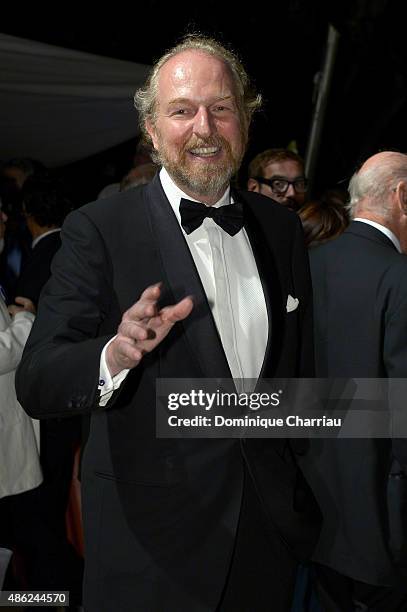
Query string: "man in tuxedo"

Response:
xmin=16 ymin=36 xmax=319 ymax=612
xmin=302 ymin=151 xmax=407 ymax=611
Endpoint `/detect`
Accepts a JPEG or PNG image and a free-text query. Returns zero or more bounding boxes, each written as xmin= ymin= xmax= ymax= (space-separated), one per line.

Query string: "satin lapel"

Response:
xmin=145 ymin=176 xmax=232 ymax=379
xmin=238 ymin=192 xmax=285 ymax=379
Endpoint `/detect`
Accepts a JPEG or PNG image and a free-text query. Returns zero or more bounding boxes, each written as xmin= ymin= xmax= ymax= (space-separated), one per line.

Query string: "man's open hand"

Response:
xmin=106 ymin=283 xmax=193 ymax=377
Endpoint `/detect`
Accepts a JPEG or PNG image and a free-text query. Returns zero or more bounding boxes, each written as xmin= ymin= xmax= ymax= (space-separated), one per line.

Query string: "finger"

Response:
xmin=14 ymin=296 xmax=28 ymax=307
xmin=118 ymin=320 xmax=149 ymax=342
xmin=106 ymin=337 xmax=144 ymax=376
xmin=139 ymin=282 xmax=162 ymax=302
xmin=117 ymin=338 xmax=144 ymax=363
xmin=136 ymin=283 xmax=162 ymax=307
xmin=161 ymin=296 xmax=194 ymax=324
xmin=125 ymin=283 xmax=162 ymax=321
xmin=125 ymin=300 xmax=157 ymax=322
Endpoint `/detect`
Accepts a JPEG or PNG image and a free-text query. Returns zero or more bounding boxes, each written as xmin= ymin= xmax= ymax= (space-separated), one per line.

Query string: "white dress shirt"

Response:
xmin=99 ymin=168 xmax=268 ymax=404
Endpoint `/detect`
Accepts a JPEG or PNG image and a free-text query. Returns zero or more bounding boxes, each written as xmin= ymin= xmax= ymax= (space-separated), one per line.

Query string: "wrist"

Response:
xmin=106 ymin=342 xmax=122 ymax=377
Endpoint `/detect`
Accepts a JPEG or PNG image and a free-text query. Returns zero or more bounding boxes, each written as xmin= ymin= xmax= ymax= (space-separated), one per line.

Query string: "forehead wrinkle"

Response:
xmin=166 ymin=94 xmax=235 ymax=106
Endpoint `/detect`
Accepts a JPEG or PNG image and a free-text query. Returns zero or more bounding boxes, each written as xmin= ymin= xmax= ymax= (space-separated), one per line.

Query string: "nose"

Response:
xmin=285 ymin=183 xmax=296 ymax=198
xmin=193 ymin=106 xmax=214 ymax=138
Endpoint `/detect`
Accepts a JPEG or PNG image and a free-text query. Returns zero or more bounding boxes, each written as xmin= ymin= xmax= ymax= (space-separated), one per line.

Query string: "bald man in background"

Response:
xmin=302 ymin=151 xmax=407 ymax=611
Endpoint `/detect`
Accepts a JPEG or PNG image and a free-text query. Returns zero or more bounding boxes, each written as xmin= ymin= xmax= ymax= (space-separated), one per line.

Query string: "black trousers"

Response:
xmin=217 ymin=466 xmax=298 ymax=612
xmin=314 ymin=563 xmax=407 ymax=612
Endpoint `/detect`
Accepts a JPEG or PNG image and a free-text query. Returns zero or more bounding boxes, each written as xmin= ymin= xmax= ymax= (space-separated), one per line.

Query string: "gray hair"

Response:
xmin=134 ymin=34 xmax=262 ymax=148
xmin=347 ymin=153 xmax=407 ymax=218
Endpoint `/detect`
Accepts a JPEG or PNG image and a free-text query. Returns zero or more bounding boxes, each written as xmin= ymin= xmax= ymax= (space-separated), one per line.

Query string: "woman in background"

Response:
xmin=299 ymin=189 xmax=349 ymax=248
xmin=0 ymin=199 xmax=42 ymax=587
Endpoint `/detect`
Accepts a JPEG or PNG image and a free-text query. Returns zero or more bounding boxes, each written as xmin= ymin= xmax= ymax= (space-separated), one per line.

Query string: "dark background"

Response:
xmin=3 ymin=0 xmax=407 ymax=201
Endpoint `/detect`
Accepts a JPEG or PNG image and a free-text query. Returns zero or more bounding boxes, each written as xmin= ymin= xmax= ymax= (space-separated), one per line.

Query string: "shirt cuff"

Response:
xmin=13 ymin=310 xmax=35 ymax=323
xmin=98 ymin=336 xmax=130 ymax=407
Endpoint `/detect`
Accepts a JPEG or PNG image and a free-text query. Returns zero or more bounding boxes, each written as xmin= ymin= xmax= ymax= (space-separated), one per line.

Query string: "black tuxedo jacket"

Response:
xmin=16 ymin=231 xmax=61 ymax=306
xmin=16 ymin=175 xmax=319 ymax=611
xmin=302 ymin=221 xmax=407 ymax=586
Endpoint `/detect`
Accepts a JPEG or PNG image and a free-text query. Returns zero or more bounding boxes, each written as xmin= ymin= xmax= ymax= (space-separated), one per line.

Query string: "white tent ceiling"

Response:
xmin=0 ymin=33 xmax=151 ymax=167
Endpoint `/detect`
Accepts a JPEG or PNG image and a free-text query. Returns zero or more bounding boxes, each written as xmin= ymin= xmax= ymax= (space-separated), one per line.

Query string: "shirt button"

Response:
xmin=99 ymin=379 xmax=105 ymax=386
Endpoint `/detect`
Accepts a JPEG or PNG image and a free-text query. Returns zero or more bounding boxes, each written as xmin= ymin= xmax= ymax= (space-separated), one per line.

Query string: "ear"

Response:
xmin=247 ymin=178 xmax=260 ymax=193
xmin=145 ymin=119 xmax=159 ymax=150
xmin=396 ymin=181 xmax=407 ymax=214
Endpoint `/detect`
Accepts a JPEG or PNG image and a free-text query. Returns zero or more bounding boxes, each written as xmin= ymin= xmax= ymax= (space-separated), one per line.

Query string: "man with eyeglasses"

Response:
xmin=247 ymin=148 xmax=308 ymax=211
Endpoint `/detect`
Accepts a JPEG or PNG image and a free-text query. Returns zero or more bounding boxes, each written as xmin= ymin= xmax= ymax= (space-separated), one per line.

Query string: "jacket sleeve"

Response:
xmin=15 ymin=209 xmax=115 ymax=419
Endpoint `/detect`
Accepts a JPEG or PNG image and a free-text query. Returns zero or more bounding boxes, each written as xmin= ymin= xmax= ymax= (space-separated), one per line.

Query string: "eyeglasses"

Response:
xmin=254 ymin=176 xmax=308 ymax=195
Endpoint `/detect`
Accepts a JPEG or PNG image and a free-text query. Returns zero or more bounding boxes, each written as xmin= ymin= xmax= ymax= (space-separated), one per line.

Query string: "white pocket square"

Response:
xmin=286 ymin=295 xmax=299 ymax=313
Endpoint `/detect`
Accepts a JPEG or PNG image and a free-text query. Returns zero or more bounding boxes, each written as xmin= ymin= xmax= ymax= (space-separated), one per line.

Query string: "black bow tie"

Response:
xmin=179 ymin=198 xmax=244 ymax=236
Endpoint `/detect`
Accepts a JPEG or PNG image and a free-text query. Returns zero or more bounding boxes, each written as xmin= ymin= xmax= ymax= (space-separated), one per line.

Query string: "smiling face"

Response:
xmin=146 ymin=50 xmax=246 ymax=204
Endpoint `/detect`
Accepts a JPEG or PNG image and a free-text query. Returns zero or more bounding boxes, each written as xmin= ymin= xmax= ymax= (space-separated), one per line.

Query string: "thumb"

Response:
xmin=161 ymin=296 xmax=194 ymax=324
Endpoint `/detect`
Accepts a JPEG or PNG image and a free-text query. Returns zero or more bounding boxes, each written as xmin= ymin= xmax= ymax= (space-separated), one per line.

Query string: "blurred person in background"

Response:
xmin=119 ymin=162 xmax=158 ymax=191
xmin=16 ymin=176 xmax=74 ymax=304
xmin=0 ymin=208 xmax=42 ymax=588
xmin=0 ymin=158 xmax=46 ymax=302
xmin=247 ymin=148 xmax=308 ymax=210
xmin=12 ymin=176 xmax=83 ymax=607
xmin=301 ymin=151 xmax=407 ymax=611
xmin=299 ymin=189 xmax=349 ymax=248
xmin=97 ymin=141 xmax=155 ymax=200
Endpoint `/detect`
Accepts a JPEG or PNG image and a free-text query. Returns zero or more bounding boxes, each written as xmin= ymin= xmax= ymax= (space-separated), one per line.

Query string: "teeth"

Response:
xmin=189 ymin=147 xmax=219 ymax=156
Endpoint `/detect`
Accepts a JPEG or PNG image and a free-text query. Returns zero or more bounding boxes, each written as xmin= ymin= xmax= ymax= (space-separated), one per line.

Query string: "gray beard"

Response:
xmin=152 ymin=130 xmax=243 ymax=200
xmin=167 ymin=162 xmax=234 ymax=200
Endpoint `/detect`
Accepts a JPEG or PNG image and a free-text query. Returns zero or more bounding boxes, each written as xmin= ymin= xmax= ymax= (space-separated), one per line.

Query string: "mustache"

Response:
xmin=184 ymin=135 xmax=227 ymax=152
